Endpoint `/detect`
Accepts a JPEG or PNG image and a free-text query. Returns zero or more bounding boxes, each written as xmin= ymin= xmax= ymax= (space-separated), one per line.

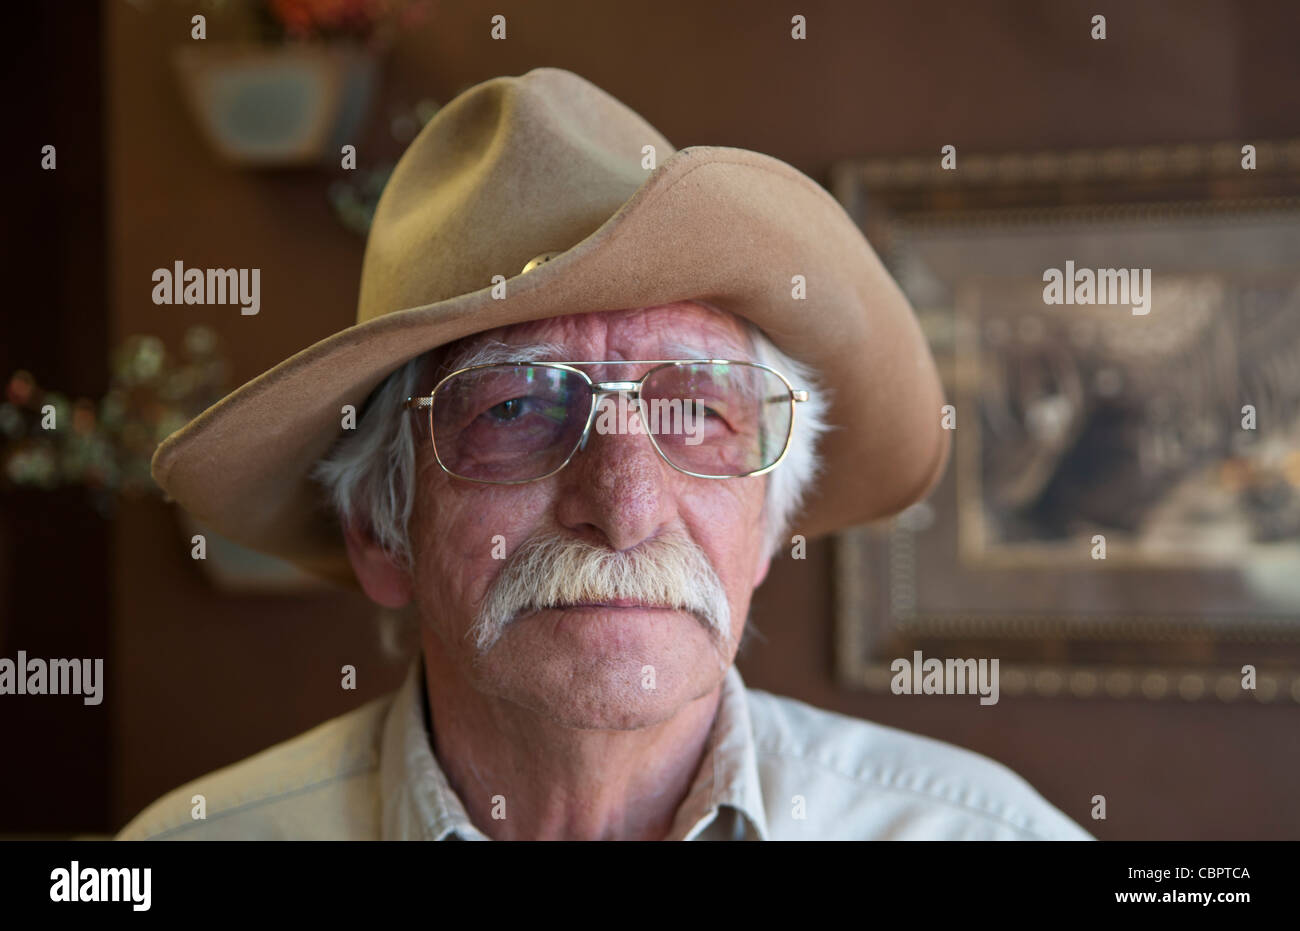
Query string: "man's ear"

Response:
xmin=342 ymin=520 xmax=412 ymax=608
xmin=752 ymin=550 xmax=772 ymax=589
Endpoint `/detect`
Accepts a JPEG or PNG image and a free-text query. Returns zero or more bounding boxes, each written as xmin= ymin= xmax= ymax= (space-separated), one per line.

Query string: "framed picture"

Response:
xmin=831 ymin=140 xmax=1300 ymax=702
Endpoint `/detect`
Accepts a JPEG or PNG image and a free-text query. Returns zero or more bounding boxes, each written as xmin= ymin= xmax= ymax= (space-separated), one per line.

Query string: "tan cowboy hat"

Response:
xmin=152 ymin=67 xmax=949 ymax=588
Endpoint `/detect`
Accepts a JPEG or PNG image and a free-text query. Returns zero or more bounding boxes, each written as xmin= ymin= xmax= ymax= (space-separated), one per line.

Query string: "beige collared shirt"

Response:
xmin=117 ymin=659 xmax=1091 ymax=841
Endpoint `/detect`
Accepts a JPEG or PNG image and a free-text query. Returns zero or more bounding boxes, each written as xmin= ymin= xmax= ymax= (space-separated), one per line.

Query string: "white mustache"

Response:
xmin=470 ymin=531 xmax=732 ymax=654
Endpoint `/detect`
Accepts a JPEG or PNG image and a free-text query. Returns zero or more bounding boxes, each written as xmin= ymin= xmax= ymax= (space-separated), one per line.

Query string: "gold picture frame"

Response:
xmin=832 ymin=140 xmax=1300 ymax=702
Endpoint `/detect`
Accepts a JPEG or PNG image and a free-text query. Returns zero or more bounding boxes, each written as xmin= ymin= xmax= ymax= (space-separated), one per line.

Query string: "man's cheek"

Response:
xmin=427 ymin=515 xmax=530 ymax=606
xmin=461 ymin=551 xmax=512 ymax=612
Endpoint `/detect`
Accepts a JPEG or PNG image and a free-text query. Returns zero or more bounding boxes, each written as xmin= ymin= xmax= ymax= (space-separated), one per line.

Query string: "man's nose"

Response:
xmin=553 ymin=397 xmax=676 ymax=552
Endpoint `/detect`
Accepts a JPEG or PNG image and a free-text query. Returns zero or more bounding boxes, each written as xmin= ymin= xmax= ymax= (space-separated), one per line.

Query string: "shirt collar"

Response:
xmin=667 ymin=663 xmax=770 ymax=840
xmin=379 ymin=655 xmax=769 ymax=841
xmin=379 ymin=658 xmax=486 ymax=840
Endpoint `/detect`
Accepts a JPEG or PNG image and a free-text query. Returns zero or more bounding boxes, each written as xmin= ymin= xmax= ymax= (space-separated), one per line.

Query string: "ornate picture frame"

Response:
xmin=831 ymin=140 xmax=1300 ymax=702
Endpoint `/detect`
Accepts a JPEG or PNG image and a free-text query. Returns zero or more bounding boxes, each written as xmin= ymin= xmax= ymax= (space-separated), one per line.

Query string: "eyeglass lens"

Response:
xmin=429 ymin=363 xmax=793 ymax=482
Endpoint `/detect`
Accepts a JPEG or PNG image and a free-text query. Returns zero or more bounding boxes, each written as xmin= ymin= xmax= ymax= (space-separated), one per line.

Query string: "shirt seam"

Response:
xmin=134 ymin=763 xmax=379 ymax=840
xmin=753 ymin=745 xmax=1063 ymax=840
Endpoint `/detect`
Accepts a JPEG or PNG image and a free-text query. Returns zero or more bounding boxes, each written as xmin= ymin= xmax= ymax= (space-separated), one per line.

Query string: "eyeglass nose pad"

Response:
xmin=578 ymin=390 xmax=604 ymax=453
xmin=578 ymin=391 xmax=622 ymax=453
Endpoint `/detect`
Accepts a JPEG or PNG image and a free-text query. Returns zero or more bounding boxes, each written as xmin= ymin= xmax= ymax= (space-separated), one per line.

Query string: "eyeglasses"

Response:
xmin=403 ymin=360 xmax=810 ymax=484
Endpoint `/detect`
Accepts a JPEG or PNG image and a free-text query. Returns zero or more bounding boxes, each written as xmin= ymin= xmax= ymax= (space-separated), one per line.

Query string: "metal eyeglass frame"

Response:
xmin=402 ymin=359 xmax=811 ymax=485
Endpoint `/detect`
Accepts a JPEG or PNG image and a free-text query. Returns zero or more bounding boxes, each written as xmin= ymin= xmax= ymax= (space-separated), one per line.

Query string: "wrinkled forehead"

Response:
xmin=435 ymin=301 xmax=756 ymax=374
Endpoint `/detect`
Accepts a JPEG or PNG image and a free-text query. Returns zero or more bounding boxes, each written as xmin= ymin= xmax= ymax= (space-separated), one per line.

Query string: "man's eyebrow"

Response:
xmin=437 ymin=335 xmax=757 ymax=374
xmin=439 ymin=338 xmax=569 ymax=373
xmin=657 ymin=338 xmax=755 ymax=363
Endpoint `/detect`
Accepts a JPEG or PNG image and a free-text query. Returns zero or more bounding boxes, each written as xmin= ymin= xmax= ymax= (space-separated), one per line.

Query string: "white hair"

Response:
xmin=748 ymin=325 xmax=832 ymax=556
xmin=313 ymin=315 xmax=831 ymax=567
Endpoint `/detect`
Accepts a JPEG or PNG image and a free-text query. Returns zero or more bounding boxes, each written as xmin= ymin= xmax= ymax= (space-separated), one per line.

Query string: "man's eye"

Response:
xmin=488 ymin=398 xmax=527 ymax=420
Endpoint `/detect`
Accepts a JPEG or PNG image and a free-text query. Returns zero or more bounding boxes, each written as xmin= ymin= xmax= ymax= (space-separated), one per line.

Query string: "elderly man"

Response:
xmin=118 ymin=69 xmax=1089 ymax=841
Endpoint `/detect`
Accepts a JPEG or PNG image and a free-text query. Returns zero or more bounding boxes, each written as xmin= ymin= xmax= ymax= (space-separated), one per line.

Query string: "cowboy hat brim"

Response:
xmin=152 ymin=144 xmax=950 ymax=588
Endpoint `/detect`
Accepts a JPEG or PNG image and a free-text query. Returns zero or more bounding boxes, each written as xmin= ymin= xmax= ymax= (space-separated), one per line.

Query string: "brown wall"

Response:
xmin=103 ymin=0 xmax=1300 ymax=837
xmin=1 ymin=3 xmax=112 ymax=836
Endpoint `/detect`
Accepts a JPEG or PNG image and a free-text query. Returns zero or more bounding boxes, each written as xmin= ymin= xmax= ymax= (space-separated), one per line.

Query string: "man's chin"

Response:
xmin=490 ymin=670 xmax=709 ymax=731
xmin=468 ymin=612 xmax=729 ymax=729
